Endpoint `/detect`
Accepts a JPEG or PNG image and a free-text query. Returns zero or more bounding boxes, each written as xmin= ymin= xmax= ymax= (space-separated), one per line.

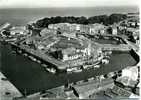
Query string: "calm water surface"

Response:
xmin=0 ymin=42 xmax=137 ymax=95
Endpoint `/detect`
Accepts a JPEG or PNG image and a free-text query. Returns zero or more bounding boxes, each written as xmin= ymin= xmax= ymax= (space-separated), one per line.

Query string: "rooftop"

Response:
xmin=72 ymin=78 xmax=114 ymax=98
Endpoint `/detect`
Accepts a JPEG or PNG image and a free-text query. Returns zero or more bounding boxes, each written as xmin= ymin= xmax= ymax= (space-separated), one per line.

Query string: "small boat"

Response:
xmin=45 ymin=68 xmax=50 ymax=72
xmin=50 ymin=68 xmax=56 ymax=74
xmin=45 ymin=68 xmax=56 ymax=74
xmin=28 ymin=56 xmax=36 ymax=61
xmin=11 ymin=51 xmax=16 ymax=54
xmin=94 ymin=65 xmax=100 ymax=68
xmin=88 ymin=77 xmax=94 ymax=81
xmin=83 ymin=61 xmax=100 ymax=69
xmin=23 ymin=53 xmax=28 ymax=56
xmin=67 ymin=67 xmax=77 ymax=73
xmin=73 ymin=69 xmax=82 ymax=73
xmin=42 ymin=64 xmax=47 ymax=68
xmin=67 ymin=69 xmax=73 ymax=73
xmin=32 ymin=58 xmax=37 ymax=61
xmin=37 ymin=60 xmax=41 ymax=63
xmin=18 ymin=50 xmax=22 ymax=54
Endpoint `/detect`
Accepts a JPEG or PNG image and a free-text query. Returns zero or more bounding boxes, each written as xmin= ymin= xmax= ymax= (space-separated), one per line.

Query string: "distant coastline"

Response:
xmin=0 ymin=5 xmax=139 ymax=9
xmin=0 ymin=6 xmax=139 ymax=26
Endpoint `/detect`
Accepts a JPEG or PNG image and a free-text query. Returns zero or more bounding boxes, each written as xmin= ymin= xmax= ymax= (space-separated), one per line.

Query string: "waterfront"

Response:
xmin=0 ymin=42 xmax=138 ymax=95
xmin=0 ymin=72 xmax=22 ymax=100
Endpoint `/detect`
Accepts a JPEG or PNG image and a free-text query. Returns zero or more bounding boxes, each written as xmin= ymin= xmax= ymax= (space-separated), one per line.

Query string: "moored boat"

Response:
xmin=23 ymin=53 xmax=28 ymax=57
xmin=42 ymin=64 xmax=48 ymax=68
xmin=28 ymin=56 xmax=37 ymax=61
xmin=73 ymin=69 xmax=82 ymax=73
xmin=94 ymin=65 xmax=100 ymax=68
xmin=50 ymin=68 xmax=56 ymax=74
xmin=45 ymin=67 xmax=56 ymax=74
xmin=37 ymin=60 xmax=41 ymax=63
xmin=11 ymin=50 xmax=16 ymax=54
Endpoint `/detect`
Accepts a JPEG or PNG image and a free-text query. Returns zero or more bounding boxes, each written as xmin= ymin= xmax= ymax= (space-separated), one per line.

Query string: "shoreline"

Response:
xmin=0 ymin=6 xmax=138 ymax=26
xmin=0 ymin=71 xmax=22 ymax=99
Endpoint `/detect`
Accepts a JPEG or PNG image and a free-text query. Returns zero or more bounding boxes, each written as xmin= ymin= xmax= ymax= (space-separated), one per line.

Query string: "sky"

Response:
xmin=0 ymin=0 xmax=139 ymax=8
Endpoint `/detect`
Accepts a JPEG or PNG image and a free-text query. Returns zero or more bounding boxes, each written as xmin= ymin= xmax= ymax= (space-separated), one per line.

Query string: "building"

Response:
xmin=50 ymin=38 xmax=90 ymax=62
xmin=89 ymin=23 xmax=106 ymax=35
xmin=9 ymin=26 xmax=29 ymax=35
xmin=40 ymin=86 xmax=68 ymax=99
xmin=112 ymin=27 xmax=117 ymax=35
xmin=62 ymin=31 xmax=76 ymax=39
xmin=46 ymin=34 xmax=103 ymax=68
xmin=69 ymin=24 xmax=78 ymax=32
xmin=48 ymin=23 xmax=106 ymax=35
xmin=40 ymin=28 xmax=57 ymax=37
xmin=72 ymin=78 xmax=114 ymax=99
xmin=105 ymin=85 xmax=133 ymax=98
xmin=62 ymin=47 xmax=84 ymax=61
xmin=79 ymin=25 xmax=90 ymax=33
xmin=116 ymin=66 xmax=139 ymax=87
xmin=126 ymin=28 xmax=139 ymax=45
xmin=48 ymin=23 xmax=71 ymax=31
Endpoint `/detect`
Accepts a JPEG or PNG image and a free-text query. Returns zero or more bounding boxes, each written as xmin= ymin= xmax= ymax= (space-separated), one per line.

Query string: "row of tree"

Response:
xmin=32 ymin=14 xmax=127 ymax=28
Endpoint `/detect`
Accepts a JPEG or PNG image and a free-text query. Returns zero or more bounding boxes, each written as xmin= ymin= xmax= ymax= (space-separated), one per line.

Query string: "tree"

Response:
xmin=33 ymin=13 xmax=127 ymax=28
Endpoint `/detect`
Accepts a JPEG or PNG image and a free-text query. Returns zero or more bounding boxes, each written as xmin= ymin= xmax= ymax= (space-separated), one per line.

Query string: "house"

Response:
xmin=72 ymin=78 xmax=114 ymax=99
xmin=61 ymin=47 xmax=86 ymax=61
xmin=40 ymin=28 xmax=57 ymax=37
xmin=89 ymin=24 xmax=106 ymax=35
xmin=9 ymin=26 xmax=29 ymax=35
xmin=116 ymin=66 xmax=139 ymax=87
xmin=112 ymin=28 xmax=117 ymax=35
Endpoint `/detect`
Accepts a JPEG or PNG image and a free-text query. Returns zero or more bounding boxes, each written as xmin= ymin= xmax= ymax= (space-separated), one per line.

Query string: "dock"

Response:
xmin=10 ymin=43 xmax=68 ymax=70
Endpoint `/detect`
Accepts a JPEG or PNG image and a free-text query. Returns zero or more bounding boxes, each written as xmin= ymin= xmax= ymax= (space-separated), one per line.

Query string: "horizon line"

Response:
xmin=0 ymin=5 xmax=139 ymax=9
